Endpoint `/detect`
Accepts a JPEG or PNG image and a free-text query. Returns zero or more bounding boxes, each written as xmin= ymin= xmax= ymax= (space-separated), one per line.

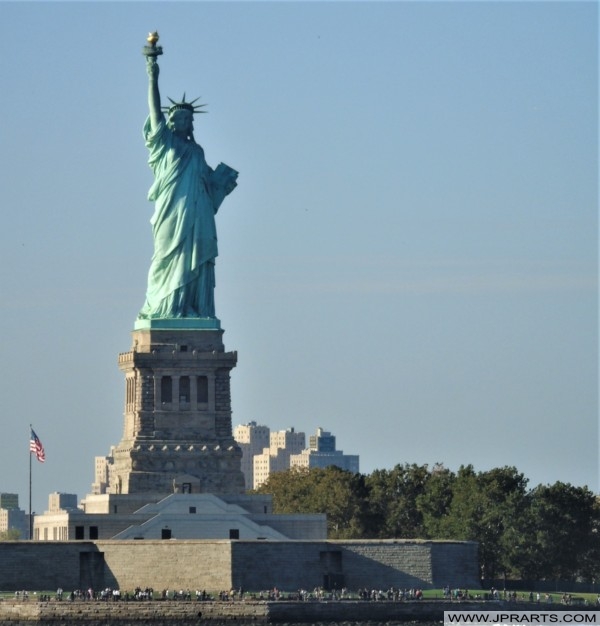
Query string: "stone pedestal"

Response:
xmin=108 ymin=320 xmax=245 ymax=495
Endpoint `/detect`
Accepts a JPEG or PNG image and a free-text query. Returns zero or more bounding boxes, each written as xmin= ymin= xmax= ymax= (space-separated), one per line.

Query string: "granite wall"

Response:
xmin=0 ymin=539 xmax=479 ymax=593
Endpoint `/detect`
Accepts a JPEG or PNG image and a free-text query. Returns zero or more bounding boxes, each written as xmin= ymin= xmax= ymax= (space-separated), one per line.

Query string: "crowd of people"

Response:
xmin=26 ymin=585 xmax=434 ymax=603
xmin=7 ymin=585 xmax=591 ymax=605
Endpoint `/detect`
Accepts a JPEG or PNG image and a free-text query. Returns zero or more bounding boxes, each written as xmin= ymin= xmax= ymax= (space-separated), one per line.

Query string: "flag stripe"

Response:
xmin=29 ymin=429 xmax=45 ymax=463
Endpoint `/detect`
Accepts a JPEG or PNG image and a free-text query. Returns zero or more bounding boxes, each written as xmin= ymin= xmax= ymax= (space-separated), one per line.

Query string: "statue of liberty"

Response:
xmin=137 ymin=33 xmax=238 ymax=321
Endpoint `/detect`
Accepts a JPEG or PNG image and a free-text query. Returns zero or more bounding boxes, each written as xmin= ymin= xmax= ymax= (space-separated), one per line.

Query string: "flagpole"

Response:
xmin=29 ymin=424 xmax=32 ymax=540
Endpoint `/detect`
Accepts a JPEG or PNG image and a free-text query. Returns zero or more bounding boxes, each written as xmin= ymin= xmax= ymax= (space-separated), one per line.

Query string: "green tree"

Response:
xmin=416 ymin=463 xmax=456 ymax=538
xmin=253 ymin=466 xmax=371 ymax=538
xmin=365 ymin=463 xmax=432 ymax=538
xmin=311 ymin=467 xmax=373 ymax=538
xmin=523 ymin=482 xmax=600 ymax=581
xmin=252 ymin=466 xmax=314 ymax=512
xmin=432 ymin=465 xmax=529 ymax=580
xmin=0 ymin=528 xmax=21 ymax=541
xmin=253 ymin=460 xmax=600 ymax=582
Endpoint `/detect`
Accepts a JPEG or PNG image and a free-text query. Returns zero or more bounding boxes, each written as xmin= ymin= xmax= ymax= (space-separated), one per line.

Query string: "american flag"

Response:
xmin=29 ymin=428 xmax=45 ymax=463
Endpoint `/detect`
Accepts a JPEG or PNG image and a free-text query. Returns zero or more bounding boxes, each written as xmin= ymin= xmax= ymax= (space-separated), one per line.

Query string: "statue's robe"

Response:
xmin=138 ymin=115 xmax=235 ymax=319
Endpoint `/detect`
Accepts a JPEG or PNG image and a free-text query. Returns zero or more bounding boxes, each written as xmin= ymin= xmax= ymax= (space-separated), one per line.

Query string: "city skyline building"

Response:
xmin=291 ymin=427 xmax=359 ymax=474
xmin=0 ymin=493 xmax=28 ymax=539
xmin=252 ymin=428 xmax=306 ymax=489
xmin=233 ymin=421 xmax=270 ymax=491
xmin=0 ymin=493 xmax=19 ymax=510
xmin=46 ymin=492 xmax=78 ymax=513
xmin=233 ymin=425 xmax=360 ymax=489
xmin=91 ymin=449 xmax=115 ymax=495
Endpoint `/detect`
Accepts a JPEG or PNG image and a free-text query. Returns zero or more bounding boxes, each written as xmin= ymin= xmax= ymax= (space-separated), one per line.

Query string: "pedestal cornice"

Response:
xmin=134 ymin=317 xmax=221 ymax=331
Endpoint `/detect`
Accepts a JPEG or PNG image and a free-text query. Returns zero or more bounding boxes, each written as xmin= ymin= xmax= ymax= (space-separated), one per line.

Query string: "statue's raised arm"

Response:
xmin=143 ymin=32 xmax=163 ymax=131
xmin=147 ymin=58 xmax=162 ymax=131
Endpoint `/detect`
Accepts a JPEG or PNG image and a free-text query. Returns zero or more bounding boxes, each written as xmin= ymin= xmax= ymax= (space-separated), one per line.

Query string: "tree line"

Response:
xmin=252 ymin=463 xmax=600 ymax=582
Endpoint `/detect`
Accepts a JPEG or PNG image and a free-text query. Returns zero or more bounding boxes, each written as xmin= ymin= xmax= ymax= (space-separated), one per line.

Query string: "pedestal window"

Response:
xmin=161 ymin=376 xmax=172 ymax=404
xmin=180 ymin=376 xmax=190 ymax=405
xmin=197 ymin=376 xmax=208 ymax=403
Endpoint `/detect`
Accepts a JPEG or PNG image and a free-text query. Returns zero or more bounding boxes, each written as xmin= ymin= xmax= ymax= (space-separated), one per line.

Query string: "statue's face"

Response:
xmin=170 ymin=110 xmax=193 ymax=136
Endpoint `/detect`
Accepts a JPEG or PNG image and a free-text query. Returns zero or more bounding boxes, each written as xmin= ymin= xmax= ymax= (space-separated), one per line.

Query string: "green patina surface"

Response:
xmin=138 ymin=34 xmax=237 ymax=324
xmin=134 ymin=317 xmax=222 ymax=331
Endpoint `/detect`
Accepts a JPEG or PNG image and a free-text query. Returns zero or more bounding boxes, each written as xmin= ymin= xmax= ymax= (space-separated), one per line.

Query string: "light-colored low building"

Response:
xmin=33 ymin=492 xmax=326 ymax=541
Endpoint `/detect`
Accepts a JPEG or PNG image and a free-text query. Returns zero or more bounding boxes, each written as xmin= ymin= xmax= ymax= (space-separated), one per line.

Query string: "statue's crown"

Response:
xmin=163 ymin=94 xmax=207 ymax=116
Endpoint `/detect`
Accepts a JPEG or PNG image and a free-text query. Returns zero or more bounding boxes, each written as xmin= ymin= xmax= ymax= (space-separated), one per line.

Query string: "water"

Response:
xmin=31 ymin=622 xmax=440 ymax=626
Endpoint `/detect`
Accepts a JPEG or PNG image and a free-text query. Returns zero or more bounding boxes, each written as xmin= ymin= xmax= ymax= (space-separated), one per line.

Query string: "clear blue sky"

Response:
xmin=0 ymin=1 xmax=597 ymax=514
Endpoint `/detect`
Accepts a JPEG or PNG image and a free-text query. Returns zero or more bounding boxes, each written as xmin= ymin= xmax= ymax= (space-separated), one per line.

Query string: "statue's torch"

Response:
xmin=143 ymin=31 xmax=163 ymax=58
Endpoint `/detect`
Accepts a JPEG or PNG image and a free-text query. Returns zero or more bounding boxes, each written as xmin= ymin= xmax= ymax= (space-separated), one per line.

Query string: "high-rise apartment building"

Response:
xmin=233 ymin=422 xmax=270 ymax=490
xmin=252 ymin=428 xmax=305 ymax=489
xmin=91 ymin=448 xmax=116 ymax=495
xmin=290 ymin=427 xmax=359 ymax=474
xmin=0 ymin=493 xmax=28 ymax=538
xmin=309 ymin=427 xmax=336 ymax=452
xmin=0 ymin=493 xmax=19 ymax=510
xmin=47 ymin=492 xmax=78 ymax=513
xmin=234 ymin=424 xmax=360 ymax=489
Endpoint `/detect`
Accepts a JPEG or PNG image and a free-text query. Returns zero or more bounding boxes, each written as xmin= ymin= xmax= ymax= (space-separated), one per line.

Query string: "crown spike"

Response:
xmin=164 ymin=94 xmax=208 ymax=116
